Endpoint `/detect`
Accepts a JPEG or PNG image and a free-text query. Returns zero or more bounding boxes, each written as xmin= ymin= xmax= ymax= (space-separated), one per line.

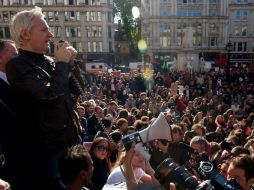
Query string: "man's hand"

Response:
xmin=54 ymin=41 xmax=77 ymax=63
xmin=0 ymin=179 xmax=10 ymax=190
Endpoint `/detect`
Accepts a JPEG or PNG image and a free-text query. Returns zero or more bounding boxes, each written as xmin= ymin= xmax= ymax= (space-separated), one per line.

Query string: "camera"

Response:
xmin=155 ymin=157 xmax=243 ymax=190
xmin=58 ymin=40 xmax=65 ymax=47
xmin=122 ymin=132 xmax=143 ymax=150
xmin=155 ymin=157 xmax=199 ymax=190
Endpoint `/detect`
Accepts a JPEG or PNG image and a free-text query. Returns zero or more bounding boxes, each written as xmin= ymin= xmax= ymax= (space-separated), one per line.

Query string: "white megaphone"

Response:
xmin=122 ymin=113 xmax=172 ymax=159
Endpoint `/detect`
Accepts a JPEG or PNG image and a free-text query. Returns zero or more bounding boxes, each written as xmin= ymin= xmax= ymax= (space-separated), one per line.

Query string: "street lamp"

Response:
xmin=226 ymin=41 xmax=233 ymax=83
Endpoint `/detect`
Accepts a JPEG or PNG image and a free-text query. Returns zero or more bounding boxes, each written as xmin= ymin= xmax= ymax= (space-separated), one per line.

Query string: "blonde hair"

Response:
xmin=10 ymin=6 xmax=44 ymax=47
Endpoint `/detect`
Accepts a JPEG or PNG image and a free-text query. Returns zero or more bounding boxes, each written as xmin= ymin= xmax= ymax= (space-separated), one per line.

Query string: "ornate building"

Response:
xmin=0 ymin=0 xmax=115 ymax=65
xmin=140 ymin=0 xmax=254 ymax=69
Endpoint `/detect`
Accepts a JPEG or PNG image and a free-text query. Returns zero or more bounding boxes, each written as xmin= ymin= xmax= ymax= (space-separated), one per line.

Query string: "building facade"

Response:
xmin=140 ymin=0 xmax=254 ymax=69
xmin=0 ymin=0 xmax=115 ymax=65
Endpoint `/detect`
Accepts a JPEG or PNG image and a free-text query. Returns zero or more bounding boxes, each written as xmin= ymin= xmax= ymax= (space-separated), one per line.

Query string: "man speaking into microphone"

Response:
xmin=6 ymin=6 xmax=79 ymax=190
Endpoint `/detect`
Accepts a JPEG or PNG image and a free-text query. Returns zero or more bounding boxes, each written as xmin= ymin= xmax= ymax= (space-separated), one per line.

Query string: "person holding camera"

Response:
xmin=227 ymin=154 xmax=254 ymax=190
xmin=6 ymin=7 xmax=79 ymax=190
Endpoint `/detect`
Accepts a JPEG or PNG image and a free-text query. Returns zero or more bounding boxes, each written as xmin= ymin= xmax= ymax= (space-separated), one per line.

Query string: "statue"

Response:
xmin=182 ymin=27 xmax=194 ymax=48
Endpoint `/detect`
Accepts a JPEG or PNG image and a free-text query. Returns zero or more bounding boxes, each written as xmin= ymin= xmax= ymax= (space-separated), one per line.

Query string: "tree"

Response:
xmin=113 ymin=0 xmax=141 ymax=60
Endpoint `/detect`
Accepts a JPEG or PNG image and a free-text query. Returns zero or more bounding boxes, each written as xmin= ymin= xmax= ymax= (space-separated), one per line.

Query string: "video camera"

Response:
xmin=155 ymin=157 xmax=243 ymax=190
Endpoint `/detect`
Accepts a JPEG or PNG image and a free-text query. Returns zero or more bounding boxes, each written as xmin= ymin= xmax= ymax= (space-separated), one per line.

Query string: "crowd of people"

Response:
xmin=1 ymin=6 xmax=254 ymax=190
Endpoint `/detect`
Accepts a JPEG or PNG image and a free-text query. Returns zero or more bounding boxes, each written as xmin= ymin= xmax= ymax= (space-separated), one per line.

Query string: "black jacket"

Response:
xmin=6 ymin=49 xmax=79 ymax=152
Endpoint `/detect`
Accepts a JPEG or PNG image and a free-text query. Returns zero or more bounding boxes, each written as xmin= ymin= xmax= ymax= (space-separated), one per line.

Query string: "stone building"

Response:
xmin=140 ymin=0 xmax=254 ymax=70
xmin=0 ymin=0 xmax=115 ymax=65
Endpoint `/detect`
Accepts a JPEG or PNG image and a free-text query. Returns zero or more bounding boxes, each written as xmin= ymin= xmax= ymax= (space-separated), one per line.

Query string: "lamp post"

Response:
xmin=226 ymin=41 xmax=233 ymax=83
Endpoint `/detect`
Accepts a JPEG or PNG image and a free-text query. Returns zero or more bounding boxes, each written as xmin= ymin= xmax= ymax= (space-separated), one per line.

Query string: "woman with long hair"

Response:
xmin=104 ymin=147 xmax=159 ymax=187
xmin=88 ymin=137 xmax=112 ymax=190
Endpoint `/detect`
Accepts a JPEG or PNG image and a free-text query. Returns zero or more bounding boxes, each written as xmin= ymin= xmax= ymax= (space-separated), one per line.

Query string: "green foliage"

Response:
xmin=113 ymin=0 xmax=141 ymax=59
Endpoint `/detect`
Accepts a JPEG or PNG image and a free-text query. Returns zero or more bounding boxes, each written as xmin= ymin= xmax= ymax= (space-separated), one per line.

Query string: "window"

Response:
xmin=87 ymin=27 xmax=91 ymax=37
xmin=98 ymin=42 xmax=102 ymax=52
xmin=55 ymin=11 xmax=59 ymax=21
xmin=160 ymin=36 xmax=170 ymax=47
xmin=160 ymin=8 xmax=170 ymax=16
xmin=160 ymin=0 xmax=169 ymax=3
xmin=4 ymin=26 xmax=10 ymax=38
xmin=209 ymin=23 xmax=217 ymax=34
xmin=98 ymin=12 xmax=101 ymax=21
xmin=238 ymin=42 xmax=243 ymax=51
xmin=88 ymin=42 xmax=91 ymax=52
xmin=3 ymin=12 xmax=9 ymax=22
xmin=64 ymin=12 xmax=69 ymax=21
xmin=76 ymin=12 xmax=80 ymax=21
xmin=235 ymin=10 xmax=241 ymax=20
xmin=48 ymin=12 xmax=54 ymax=22
xmin=160 ymin=23 xmax=170 ymax=33
xmin=92 ymin=26 xmax=97 ymax=37
xmin=242 ymin=26 xmax=247 ymax=36
xmin=242 ymin=10 xmax=248 ymax=20
xmin=237 ymin=42 xmax=247 ymax=51
xmin=236 ymin=0 xmax=248 ymax=3
xmin=234 ymin=26 xmax=240 ymax=36
xmin=65 ymin=26 xmax=80 ymax=37
xmin=72 ymin=42 xmax=82 ymax=52
xmin=177 ymin=36 xmax=182 ymax=45
xmin=196 ymin=35 xmax=202 ymax=46
xmin=196 ymin=23 xmax=202 ymax=33
xmin=86 ymin=12 xmax=90 ymax=21
xmin=234 ymin=10 xmax=248 ymax=20
xmin=93 ymin=42 xmax=97 ymax=52
xmin=209 ymin=9 xmax=217 ymax=16
xmin=209 ymin=37 xmax=217 ymax=47
xmin=10 ymin=11 xmax=16 ymax=19
xmin=53 ymin=26 xmax=61 ymax=37
xmin=98 ymin=27 xmax=102 ymax=37
xmin=70 ymin=11 xmax=75 ymax=21
xmin=91 ymin=12 xmax=96 ymax=21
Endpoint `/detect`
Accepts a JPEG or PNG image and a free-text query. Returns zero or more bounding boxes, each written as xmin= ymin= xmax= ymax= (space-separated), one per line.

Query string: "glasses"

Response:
xmin=96 ymin=145 xmax=109 ymax=152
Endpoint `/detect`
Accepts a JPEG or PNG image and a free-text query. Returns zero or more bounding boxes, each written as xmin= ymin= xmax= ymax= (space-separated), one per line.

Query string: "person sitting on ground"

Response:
xmin=58 ymin=145 xmax=93 ymax=190
xmin=104 ymin=147 xmax=159 ymax=187
xmin=88 ymin=137 xmax=111 ymax=190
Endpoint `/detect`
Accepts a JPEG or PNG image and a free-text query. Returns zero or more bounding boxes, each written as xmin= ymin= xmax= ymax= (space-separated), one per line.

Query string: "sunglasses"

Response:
xmin=96 ymin=145 xmax=109 ymax=152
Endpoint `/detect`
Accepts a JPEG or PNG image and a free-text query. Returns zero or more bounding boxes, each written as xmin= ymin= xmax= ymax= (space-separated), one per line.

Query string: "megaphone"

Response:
xmin=122 ymin=113 xmax=172 ymax=151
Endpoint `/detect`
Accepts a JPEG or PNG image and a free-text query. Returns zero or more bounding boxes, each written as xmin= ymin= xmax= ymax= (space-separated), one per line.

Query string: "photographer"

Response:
xmin=227 ymin=154 xmax=254 ymax=190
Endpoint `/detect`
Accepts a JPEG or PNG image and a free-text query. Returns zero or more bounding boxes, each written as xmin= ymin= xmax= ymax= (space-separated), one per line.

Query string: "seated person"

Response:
xmin=88 ymin=137 xmax=111 ymax=190
xmin=104 ymin=149 xmax=159 ymax=186
xmin=58 ymin=144 xmax=93 ymax=190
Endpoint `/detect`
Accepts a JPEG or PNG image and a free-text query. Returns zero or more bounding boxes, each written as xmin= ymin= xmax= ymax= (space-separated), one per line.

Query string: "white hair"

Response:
xmin=10 ymin=6 xmax=44 ymax=47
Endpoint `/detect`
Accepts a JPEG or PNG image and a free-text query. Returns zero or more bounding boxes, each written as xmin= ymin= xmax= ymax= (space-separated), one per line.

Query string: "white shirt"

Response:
xmin=0 ymin=71 xmax=9 ymax=84
xmin=105 ymin=165 xmax=145 ymax=185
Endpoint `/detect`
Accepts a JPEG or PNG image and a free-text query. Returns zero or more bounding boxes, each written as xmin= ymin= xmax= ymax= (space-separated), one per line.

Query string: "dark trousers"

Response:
xmin=6 ymin=147 xmax=64 ymax=190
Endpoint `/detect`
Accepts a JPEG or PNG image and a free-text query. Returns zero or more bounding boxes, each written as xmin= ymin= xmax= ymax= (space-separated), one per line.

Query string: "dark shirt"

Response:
xmin=89 ymin=157 xmax=109 ymax=190
xmin=6 ymin=49 xmax=79 ymax=151
xmin=6 ymin=49 xmax=79 ymax=190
